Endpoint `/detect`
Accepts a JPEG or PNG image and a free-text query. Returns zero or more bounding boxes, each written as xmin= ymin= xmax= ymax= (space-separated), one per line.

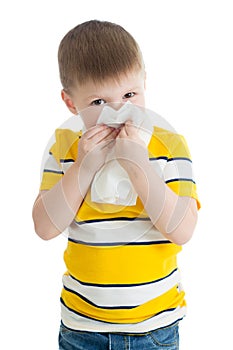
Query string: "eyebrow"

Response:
xmin=85 ymin=84 xmax=143 ymax=102
xmin=126 ymin=85 xmax=141 ymax=91
xmin=87 ymin=95 xmax=102 ymax=100
xmin=82 ymin=95 xmax=103 ymax=104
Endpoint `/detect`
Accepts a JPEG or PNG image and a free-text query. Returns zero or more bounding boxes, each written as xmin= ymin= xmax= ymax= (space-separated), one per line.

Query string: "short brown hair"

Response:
xmin=58 ymin=20 xmax=144 ymax=92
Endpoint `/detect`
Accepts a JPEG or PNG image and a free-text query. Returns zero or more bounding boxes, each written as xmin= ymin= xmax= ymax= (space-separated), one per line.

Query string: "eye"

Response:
xmin=91 ymin=99 xmax=106 ymax=106
xmin=123 ymin=92 xmax=135 ymax=99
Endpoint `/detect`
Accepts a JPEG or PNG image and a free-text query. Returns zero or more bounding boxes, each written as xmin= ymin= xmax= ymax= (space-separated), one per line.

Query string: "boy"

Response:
xmin=32 ymin=20 xmax=200 ymax=350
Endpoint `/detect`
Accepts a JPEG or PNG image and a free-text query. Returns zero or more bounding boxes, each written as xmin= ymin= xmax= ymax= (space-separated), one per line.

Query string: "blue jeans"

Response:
xmin=58 ymin=322 xmax=179 ymax=349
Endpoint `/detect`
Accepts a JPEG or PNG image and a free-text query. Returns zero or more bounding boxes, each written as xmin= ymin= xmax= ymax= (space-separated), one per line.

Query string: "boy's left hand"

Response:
xmin=115 ymin=120 xmax=149 ymax=171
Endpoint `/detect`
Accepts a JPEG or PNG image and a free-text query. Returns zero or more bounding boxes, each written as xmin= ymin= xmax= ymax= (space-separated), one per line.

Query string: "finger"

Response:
xmin=124 ymin=120 xmax=138 ymax=134
xmin=84 ymin=124 xmax=110 ymax=139
xmin=87 ymin=126 xmax=116 ymax=144
xmin=117 ymin=125 xmax=128 ymax=138
xmin=96 ymin=127 xmax=119 ymax=143
xmin=98 ymin=129 xmax=119 ymax=149
xmin=101 ymin=138 xmax=116 ymax=150
xmin=109 ymin=128 xmax=121 ymax=138
xmin=125 ymin=119 xmax=133 ymax=125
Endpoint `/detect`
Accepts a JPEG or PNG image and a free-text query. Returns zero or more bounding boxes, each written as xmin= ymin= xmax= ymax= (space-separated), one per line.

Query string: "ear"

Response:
xmin=61 ymin=90 xmax=78 ymax=114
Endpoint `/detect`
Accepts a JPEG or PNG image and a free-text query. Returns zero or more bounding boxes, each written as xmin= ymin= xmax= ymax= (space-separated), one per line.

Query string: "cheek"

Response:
xmin=79 ymin=105 xmax=105 ymax=129
xmin=135 ymin=94 xmax=145 ymax=107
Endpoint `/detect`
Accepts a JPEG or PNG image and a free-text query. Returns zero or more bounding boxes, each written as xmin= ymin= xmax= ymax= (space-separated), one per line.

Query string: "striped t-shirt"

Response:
xmin=40 ymin=123 xmax=200 ymax=333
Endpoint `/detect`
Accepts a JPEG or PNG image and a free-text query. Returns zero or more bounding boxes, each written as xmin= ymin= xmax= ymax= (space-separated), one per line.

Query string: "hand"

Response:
xmin=115 ymin=120 xmax=149 ymax=171
xmin=77 ymin=124 xmax=118 ymax=175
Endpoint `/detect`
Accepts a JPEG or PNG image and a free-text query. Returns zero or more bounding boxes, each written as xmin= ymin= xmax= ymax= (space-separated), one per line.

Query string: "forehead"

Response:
xmin=75 ymin=69 xmax=145 ymax=95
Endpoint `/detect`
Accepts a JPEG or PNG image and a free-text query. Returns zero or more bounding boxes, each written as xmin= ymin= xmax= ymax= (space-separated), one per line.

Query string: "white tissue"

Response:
xmin=90 ymin=102 xmax=153 ymax=206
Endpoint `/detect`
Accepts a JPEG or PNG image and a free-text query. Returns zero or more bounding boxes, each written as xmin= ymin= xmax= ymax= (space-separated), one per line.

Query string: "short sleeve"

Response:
xmin=163 ymin=134 xmax=201 ymax=209
xmin=39 ymin=128 xmax=82 ymax=191
xmin=39 ymin=152 xmax=64 ymax=191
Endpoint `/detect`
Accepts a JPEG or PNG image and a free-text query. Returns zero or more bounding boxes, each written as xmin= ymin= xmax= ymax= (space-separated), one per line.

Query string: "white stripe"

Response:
xmin=60 ymin=161 xmax=74 ymax=172
xmin=63 ymin=269 xmax=181 ymax=307
xmin=61 ymin=303 xmax=186 ymax=333
xmin=43 ymin=154 xmax=61 ymax=172
xmin=150 ymin=158 xmax=167 ymax=178
xmin=68 ymin=221 xmax=168 ymax=244
xmin=42 ymin=153 xmax=74 ymax=173
xmin=163 ymin=159 xmax=193 ymax=182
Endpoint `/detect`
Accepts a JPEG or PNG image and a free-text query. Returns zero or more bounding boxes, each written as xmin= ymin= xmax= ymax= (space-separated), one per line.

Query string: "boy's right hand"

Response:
xmin=76 ymin=124 xmax=119 ymax=175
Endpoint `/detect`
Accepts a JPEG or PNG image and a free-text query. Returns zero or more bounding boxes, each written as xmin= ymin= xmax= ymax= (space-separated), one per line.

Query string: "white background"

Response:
xmin=0 ymin=0 xmax=232 ymax=349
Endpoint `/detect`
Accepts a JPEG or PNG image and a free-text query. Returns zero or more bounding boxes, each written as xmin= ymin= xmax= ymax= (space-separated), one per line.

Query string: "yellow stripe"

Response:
xmin=167 ymin=181 xmax=201 ymax=209
xmin=148 ymin=127 xmax=190 ymax=158
xmin=40 ymin=127 xmax=200 ymax=208
xmin=40 ymin=172 xmax=63 ymax=191
xmin=148 ymin=127 xmax=171 ymax=157
xmin=50 ymin=129 xmax=81 ymax=164
xmin=76 ymin=190 xmax=147 ymax=220
xmin=75 ymin=178 xmax=199 ymax=222
xmin=64 ymin=241 xmax=181 ymax=284
xmin=61 ymin=285 xmax=186 ymax=324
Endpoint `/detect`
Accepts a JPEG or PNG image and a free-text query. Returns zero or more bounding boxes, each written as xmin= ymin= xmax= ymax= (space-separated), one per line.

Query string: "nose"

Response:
xmin=107 ymin=101 xmax=128 ymax=111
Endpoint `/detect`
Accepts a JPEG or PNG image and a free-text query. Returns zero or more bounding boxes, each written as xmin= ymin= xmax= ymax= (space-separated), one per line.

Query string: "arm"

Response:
xmin=32 ymin=125 xmax=118 ymax=240
xmin=115 ymin=121 xmax=198 ymax=245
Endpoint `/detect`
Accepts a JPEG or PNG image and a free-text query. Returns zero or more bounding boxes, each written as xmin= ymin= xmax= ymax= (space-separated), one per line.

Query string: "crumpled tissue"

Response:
xmin=90 ymin=102 xmax=153 ymax=206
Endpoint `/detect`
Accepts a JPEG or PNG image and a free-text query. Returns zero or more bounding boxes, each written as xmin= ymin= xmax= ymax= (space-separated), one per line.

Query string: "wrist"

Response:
xmin=75 ymin=158 xmax=97 ymax=184
xmin=119 ymin=158 xmax=150 ymax=181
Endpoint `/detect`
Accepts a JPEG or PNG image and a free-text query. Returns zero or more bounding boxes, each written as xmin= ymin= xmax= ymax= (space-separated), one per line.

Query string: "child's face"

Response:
xmin=62 ymin=69 xmax=146 ymax=115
